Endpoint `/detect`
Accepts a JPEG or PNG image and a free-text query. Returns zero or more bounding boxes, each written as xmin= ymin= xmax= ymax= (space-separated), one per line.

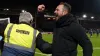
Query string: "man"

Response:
xmin=35 ymin=4 xmax=46 ymax=31
xmin=96 ymin=29 xmax=99 ymax=37
xmin=37 ymin=2 xmax=93 ymax=56
xmin=0 ymin=12 xmax=52 ymax=56
xmin=36 ymin=4 xmax=56 ymax=32
xmin=89 ymin=29 xmax=93 ymax=38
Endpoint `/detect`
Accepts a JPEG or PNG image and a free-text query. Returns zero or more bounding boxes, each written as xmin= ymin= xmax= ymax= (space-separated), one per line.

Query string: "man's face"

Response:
xmin=54 ymin=4 xmax=68 ymax=20
xmin=38 ymin=4 xmax=45 ymax=12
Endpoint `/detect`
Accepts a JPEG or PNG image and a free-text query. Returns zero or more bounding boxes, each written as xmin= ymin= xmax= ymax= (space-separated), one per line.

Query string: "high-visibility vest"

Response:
xmin=4 ymin=23 xmax=39 ymax=52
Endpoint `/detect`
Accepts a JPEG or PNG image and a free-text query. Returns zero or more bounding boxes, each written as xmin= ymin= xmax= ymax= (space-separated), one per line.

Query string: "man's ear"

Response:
xmin=63 ymin=10 xmax=68 ymax=15
xmin=30 ymin=20 xmax=33 ymax=24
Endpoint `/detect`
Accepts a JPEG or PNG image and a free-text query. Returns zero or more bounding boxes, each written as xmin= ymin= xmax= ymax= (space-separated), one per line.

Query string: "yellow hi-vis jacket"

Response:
xmin=4 ymin=23 xmax=39 ymax=52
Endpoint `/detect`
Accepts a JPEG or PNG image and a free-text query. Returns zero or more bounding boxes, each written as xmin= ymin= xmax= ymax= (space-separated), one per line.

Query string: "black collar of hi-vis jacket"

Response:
xmin=56 ymin=14 xmax=78 ymax=28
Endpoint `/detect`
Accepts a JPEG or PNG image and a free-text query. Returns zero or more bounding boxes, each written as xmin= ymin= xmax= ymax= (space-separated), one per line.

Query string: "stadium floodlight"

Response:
xmin=91 ymin=16 xmax=94 ymax=19
xmin=83 ymin=14 xmax=87 ymax=18
xmin=6 ymin=9 xmax=9 ymax=11
xmin=4 ymin=8 xmax=9 ymax=11
xmin=21 ymin=10 xmax=26 ymax=12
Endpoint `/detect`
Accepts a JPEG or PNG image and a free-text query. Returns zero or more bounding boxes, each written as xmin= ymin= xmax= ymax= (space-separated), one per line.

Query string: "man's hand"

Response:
xmin=37 ymin=4 xmax=45 ymax=12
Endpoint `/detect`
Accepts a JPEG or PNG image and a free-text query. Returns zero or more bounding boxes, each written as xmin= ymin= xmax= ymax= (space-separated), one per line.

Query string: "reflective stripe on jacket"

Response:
xmin=4 ymin=23 xmax=39 ymax=52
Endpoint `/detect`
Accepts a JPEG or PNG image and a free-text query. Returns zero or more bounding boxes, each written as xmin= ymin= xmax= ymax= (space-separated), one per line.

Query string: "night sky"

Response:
xmin=0 ymin=0 xmax=99 ymax=14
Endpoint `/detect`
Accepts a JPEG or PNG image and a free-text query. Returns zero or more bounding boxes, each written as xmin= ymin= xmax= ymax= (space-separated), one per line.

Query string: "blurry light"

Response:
xmin=47 ymin=18 xmax=51 ymax=20
xmin=21 ymin=10 xmax=26 ymax=12
xmin=53 ymin=18 xmax=55 ymax=20
xmin=4 ymin=8 xmax=9 ymax=11
xmin=91 ymin=16 xmax=94 ymax=19
xmin=83 ymin=14 xmax=87 ymax=18
xmin=6 ymin=9 xmax=9 ymax=10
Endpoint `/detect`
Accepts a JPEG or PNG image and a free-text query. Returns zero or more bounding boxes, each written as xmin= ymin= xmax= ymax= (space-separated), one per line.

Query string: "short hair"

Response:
xmin=60 ymin=2 xmax=71 ymax=12
xmin=19 ymin=12 xmax=33 ymax=24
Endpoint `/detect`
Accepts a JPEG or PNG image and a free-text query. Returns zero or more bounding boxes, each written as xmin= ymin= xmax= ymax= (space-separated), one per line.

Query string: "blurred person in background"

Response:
xmin=37 ymin=2 xmax=93 ymax=56
xmin=96 ymin=29 xmax=99 ymax=37
xmin=89 ymin=29 xmax=93 ymax=38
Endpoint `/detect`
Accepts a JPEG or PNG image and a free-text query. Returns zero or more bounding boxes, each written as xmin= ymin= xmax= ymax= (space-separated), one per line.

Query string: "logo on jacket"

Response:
xmin=16 ymin=29 xmax=30 ymax=35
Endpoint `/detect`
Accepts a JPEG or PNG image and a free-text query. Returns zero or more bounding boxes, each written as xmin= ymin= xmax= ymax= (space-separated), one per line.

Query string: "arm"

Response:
xmin=36 ymin=33 xmax=52 ymax=54
xmin=36 ymin=4 xmax=45 ymax=18
xmin=35 ymin=4 xmax=46 ymax=31
xmin=70 ymin=23 xmax=93 ymax=56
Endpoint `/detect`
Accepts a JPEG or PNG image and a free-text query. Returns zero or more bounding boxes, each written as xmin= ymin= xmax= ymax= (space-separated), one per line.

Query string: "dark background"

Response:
xmin=0 ymin=0 xmax=95 ymax=13
xmin=0 ymin=0 xmax=100 ymax=31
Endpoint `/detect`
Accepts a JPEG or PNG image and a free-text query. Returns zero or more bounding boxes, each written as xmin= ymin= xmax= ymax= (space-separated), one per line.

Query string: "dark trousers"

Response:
xmin=1 ymin=46 xmax=34 ymax=56
xmin=0 ymin=41 xmax=4 ymax=52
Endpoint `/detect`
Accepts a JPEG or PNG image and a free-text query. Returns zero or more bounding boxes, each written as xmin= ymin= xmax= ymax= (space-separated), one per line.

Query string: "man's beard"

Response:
xmin=55 ymin=14 xmax=62 ymax=21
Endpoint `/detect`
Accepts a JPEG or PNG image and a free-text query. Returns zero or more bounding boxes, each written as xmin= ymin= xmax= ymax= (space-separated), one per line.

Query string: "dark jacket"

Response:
xmin=52 ymin=14 xmax=93 ymax=56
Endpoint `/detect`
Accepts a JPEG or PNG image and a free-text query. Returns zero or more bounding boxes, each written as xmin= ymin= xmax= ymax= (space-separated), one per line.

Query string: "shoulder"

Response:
xmin=69 ymin=22 xmax=84 ymax=33
xmin=6 ymin=23 xmax=14 ymax=28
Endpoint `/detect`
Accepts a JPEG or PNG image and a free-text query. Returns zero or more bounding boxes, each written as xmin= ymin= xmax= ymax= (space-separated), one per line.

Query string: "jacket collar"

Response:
xmin=56 ymin=14 xmax=77 ymax=28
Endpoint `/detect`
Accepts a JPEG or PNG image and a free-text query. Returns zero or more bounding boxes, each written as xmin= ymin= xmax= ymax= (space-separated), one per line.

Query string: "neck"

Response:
xmin=19 ymin=22 xmax=31 ymax=26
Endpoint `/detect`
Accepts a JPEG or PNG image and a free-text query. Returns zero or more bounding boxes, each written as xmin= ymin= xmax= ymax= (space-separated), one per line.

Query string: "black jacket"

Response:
xmin=52 ymin=14 xmax=93 ymax=56
xmin=36 ymin=13 xmax=93 ymax=56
